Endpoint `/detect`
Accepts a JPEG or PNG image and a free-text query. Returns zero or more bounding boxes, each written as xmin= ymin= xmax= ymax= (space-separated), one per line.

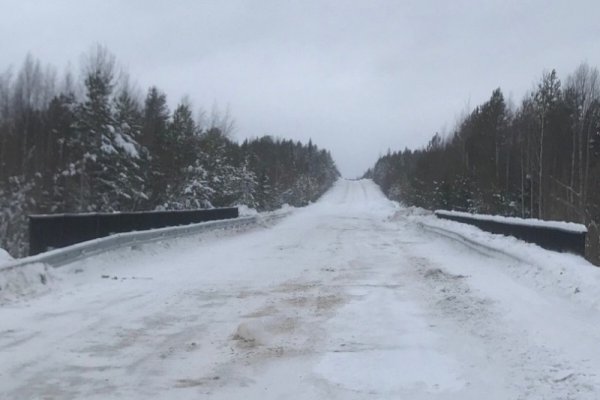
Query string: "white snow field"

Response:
xmin=2 ymin=179 xmax=600 ymax=399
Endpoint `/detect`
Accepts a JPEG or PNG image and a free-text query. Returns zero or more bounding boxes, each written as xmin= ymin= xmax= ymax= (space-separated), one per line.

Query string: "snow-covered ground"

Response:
xmin=2 ymin=179 xmax=600 ymax=399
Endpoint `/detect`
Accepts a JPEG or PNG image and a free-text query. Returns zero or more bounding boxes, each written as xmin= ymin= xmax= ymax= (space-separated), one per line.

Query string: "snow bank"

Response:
xmin=400 ymin=209 xmax=600 ymax=310
xmin=237 ymin=205 xmax=258 ymax=216
xmin=0 ymin=248 xmax=13 ymax=266
xmin=392 ymin=206 xmax=433 ymax=218
xmin=0 ymin=263 xmax=56 ymax=304
xmin=0 ymin=209 xmax=291 ymax=303
xmin=435 ymin=210 xmax=587 ymax=233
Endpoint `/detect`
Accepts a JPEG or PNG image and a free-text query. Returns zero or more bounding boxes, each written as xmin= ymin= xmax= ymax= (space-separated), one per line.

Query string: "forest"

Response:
xmin=367 ymin=64 xmax=600 ymax=265
xmin=0 ymin=46 xmax=339 ymax=257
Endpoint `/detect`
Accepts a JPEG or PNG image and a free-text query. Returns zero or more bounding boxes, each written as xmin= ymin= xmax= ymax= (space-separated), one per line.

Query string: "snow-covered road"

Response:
xmin=2 ymin=179 xmax=600 ymax=399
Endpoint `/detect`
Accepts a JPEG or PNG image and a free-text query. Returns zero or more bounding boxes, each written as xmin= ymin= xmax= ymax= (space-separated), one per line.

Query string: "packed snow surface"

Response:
xmin=2 ymin=179 xmax=600 ymax=399
xmin=435 ymin=209 xmax=588 ymax=233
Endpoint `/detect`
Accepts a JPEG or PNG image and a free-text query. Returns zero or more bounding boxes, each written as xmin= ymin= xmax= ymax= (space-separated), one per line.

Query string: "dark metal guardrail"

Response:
xmin=435 ymin=211 xmax=587 ymax=256
xmin=29 ymin=208 xmax=239 ymax=256
xmin=2 ymin=216 xmax=256 ymax=271
xmin=2 ymin=211 xmax=290 ymax=272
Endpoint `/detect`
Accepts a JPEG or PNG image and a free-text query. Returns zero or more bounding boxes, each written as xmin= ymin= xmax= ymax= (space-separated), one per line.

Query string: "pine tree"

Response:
xmin=112 ymin=86 xmax=149 ymax=210
xmin=44 ymin=92 xmax=77 ymax=212
xmin=533 ymin=70 xmax=561 ymax=218
xmin=75 ymin=45 xmax=124 ymax=211
xmin=141 ymin=86 xmax=170 ymax=206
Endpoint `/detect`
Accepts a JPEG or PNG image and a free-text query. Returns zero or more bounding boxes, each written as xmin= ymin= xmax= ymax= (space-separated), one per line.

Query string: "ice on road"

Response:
xmin=2 ymin=179 xmax=600 ymax=399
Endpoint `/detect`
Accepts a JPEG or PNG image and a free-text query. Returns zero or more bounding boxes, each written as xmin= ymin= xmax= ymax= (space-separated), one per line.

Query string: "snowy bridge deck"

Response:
xmin=2 ymin=179 xmax=600 ymax=399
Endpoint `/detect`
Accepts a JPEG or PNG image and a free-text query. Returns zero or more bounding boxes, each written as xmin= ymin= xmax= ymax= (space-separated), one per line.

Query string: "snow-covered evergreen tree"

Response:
xmin=112 ymin=85 xmax=149 ymax=210
xmin=0 ymin=48 xmax=340 ymax=257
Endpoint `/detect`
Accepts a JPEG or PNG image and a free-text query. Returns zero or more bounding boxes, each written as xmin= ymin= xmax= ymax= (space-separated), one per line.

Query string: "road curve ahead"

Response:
xmin=2 ymin=179 xmax=600 ymax=399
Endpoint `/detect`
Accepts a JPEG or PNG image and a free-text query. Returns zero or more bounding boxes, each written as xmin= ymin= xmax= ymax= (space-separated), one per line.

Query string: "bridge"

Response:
xmin=1 ymin=180 xmax=599 ymax=399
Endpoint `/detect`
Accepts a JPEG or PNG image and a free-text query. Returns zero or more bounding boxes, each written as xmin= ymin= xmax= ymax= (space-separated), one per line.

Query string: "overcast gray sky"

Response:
xmin=2 ymin=0 xmax=600 ymax=177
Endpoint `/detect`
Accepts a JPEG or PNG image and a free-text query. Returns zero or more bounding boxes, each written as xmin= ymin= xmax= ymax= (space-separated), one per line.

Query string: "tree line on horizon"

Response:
xmin=366 ymin=64 xmax=600 ymax=264
xmin=0 ymin=45 xmax=339 ymax=257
